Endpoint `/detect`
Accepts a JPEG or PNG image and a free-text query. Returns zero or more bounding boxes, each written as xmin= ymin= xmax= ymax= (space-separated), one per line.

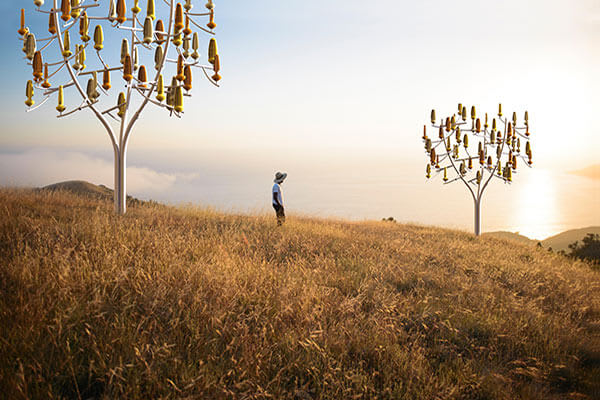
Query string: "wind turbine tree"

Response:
xmin=422 ymin=103 xmax=534 ymax=236
xmin=19 ymin=0 xmax=222 ymax=214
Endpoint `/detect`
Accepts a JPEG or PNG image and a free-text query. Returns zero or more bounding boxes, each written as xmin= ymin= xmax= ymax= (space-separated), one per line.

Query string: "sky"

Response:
xmin=0 ymin=0 xmax=599 ymax=239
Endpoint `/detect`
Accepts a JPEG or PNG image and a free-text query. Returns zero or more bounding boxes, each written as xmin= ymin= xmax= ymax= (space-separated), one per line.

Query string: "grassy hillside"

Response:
xmin=0 ymin=189 xmax=598 ymax=399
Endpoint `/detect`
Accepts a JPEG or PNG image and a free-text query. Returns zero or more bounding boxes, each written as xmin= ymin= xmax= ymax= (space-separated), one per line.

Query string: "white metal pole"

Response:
xmin=113 ymin=146 xmax=120 ymax=213
xmin=119 ymin=143 xmax=127 ymax=214
xmin=474 ymin=197 xmax=481 ymax=236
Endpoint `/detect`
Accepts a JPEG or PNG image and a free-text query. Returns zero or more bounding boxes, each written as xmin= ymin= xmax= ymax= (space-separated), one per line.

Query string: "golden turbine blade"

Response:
xmin=147 ymin=0 xmax=155 ymax=20
xmin=116 ymin=0 xmax=127 ymax=24
xmin=56 ymin=85 xmax=66 ymax=112
xmin=25 ymin=80 xmax=35 ymax=107
xmin=156 ymin=74 xmax=165 ymax=102
xmin=183 ymin=65 xmax=192 ymax=91
xmin=94 ymin=25 xmax=104 ymax=51
xmin=102 ymin=69 xmax=111 ymax=90
xmin=61 ymin=0 xmax=71 ymax=21
xmin=143 ymin=17 xmax=154 ymax=44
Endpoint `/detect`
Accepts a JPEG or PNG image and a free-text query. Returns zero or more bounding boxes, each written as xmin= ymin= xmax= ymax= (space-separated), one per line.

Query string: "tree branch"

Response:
xmin=52 ymin=0 xmax=118 ymax=152
xmin=481 ymin=116 xmax=508 ymax=195
xmin=123 ymin=0 xmax=176 ymax=146
xmin=441 ymin=125 xmax=476 ymax=202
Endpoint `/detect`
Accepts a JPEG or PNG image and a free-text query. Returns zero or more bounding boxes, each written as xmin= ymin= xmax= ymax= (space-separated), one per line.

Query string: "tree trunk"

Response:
xmin=113 ymin=146 xmax=127 ymax=215
xmin=113 ymin=147 xmax=120 ymax=214
xmin=119 ymin=144 xmax=127 ymax=214
xmin=474 ymin=197 xmax=481 ymax=236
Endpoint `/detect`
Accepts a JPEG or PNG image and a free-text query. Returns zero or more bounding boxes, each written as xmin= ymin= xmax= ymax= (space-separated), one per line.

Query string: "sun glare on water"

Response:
xmin=510 ymin=169 xmax=561 ymax=240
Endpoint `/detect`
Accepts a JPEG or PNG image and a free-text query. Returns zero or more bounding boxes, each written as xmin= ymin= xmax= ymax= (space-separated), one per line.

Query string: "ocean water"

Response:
xmin=132 ymin=154 xmax=599 ymax=241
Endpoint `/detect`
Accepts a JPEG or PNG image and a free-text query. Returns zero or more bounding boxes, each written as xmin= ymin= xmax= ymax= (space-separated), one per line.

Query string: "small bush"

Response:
xmin=569 ymin=234 xmax=600 ymax=265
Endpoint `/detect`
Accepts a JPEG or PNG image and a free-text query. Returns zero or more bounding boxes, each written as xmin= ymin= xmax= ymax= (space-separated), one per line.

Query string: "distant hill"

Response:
xmin=40 ymin=180 xmax=141 ymax=204
xmin=41 ymin=180 xmax=113 ymax=199
xmin=542 ymin=226 xmax=600 ymax=252
xmin=570 ymin=164 xmax=600 ymax=180
xmin=483 ymin=231 xmax=537 ymax=246
xmin=485 ymin=228 xmax=600 ymax=253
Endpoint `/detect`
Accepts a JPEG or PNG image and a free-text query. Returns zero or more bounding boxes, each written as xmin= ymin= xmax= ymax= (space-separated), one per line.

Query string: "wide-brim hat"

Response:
xmin=274 ymin=172 xmax=287 ymax=183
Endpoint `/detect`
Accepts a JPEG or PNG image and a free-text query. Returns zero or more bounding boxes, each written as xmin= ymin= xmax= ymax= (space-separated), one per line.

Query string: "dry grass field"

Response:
xmin=0 ymin=188 xmax=598 ymax=399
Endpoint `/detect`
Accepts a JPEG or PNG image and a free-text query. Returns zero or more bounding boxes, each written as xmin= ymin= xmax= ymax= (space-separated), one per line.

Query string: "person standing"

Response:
xmin=272 ymin=172 xmax=287 ymax=226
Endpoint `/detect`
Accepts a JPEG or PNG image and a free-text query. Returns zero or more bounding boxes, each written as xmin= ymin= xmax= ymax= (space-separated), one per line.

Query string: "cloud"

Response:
xmin=0 ymin=149 xmax=176 ymax=194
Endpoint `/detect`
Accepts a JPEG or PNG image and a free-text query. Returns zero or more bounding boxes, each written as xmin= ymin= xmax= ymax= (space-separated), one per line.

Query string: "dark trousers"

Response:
xmin=273 ymin=204 xmax=285 ymax=226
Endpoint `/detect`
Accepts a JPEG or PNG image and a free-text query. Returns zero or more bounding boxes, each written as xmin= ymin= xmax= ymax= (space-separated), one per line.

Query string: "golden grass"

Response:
xmin=0 ymin=188 xmax=598 ymax=399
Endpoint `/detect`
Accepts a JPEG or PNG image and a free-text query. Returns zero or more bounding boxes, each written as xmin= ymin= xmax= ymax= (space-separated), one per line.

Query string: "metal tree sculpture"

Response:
xmin=422 ymin=103 xmax=534 ymax=236
xmin=19 ymin=0 xmax=222 ymax=214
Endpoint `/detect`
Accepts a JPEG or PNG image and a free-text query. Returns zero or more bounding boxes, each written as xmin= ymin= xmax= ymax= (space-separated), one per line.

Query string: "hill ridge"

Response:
xmin=40 ymin=180 xmax=141 ymax=204
xmin=542 ymin=226 xmax=600 ymax=252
